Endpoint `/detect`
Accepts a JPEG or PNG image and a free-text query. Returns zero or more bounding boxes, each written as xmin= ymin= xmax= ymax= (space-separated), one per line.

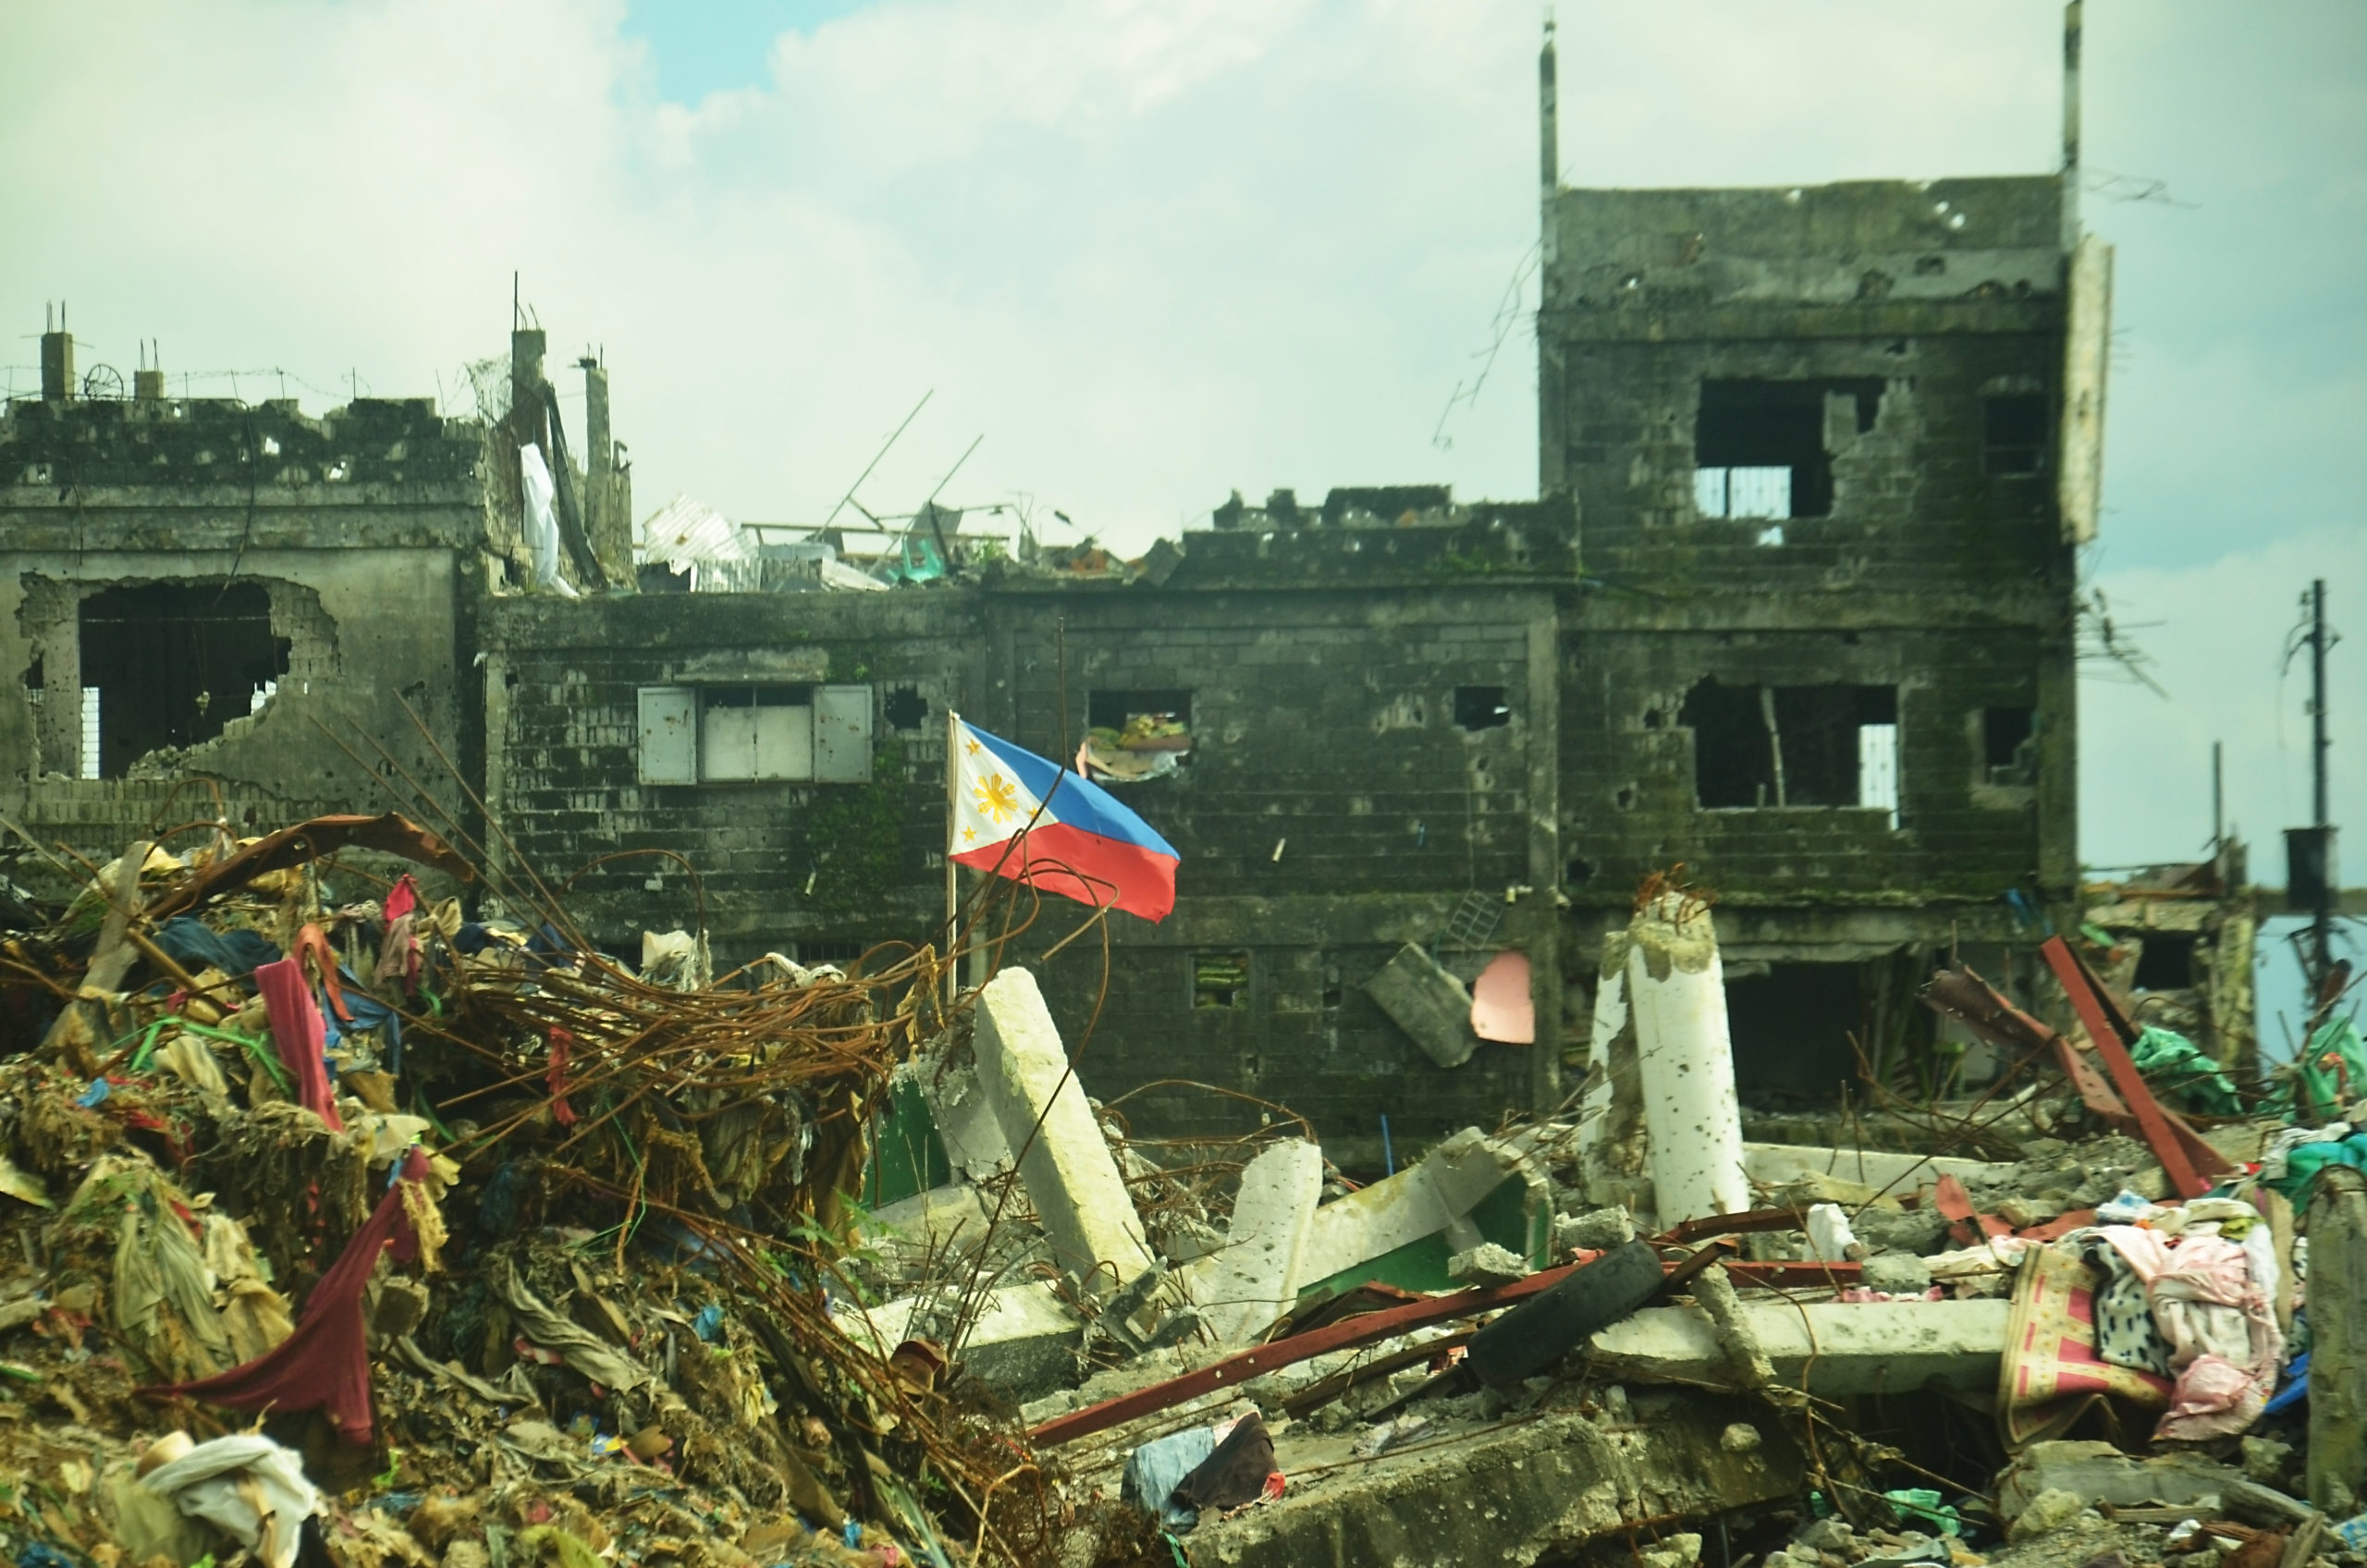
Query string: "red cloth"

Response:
xmin=142 ymin=1148 xmax=429 ymax=1443
xmin=256 ymin=956 xmax=344 ymax=1132
xmin=382 ymin=875 xmax=419 ymax=924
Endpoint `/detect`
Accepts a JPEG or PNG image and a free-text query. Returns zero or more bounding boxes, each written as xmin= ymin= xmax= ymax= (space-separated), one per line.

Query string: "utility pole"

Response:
xmin=2287 ymin=579 xmax=2339 ymax=999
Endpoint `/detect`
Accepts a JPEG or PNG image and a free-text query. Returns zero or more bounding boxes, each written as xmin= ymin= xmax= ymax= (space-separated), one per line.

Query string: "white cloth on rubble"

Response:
xmin=519 ymin=444 xmax=579 ymax=599
xmin=2096 ymin=1223 xmax=2283 ymax=1440
xmin=140 ymin=1434 xmax=322 ymax=1568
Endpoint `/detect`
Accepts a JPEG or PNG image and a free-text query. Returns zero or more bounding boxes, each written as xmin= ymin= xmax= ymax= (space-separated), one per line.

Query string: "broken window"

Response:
xmin=1193 ymin=951 xmax=1249 ymax=1009
xmin=1679 ymin=679 xmax=1900 ymax=815
xmin=635 ymin=684 xmax=873 ymax=785
xmin=883 ymin=686 xmax=927 ymax=731
xmin=1453 ymin=685 xmax=1511 ymax=729
xmin=77 ymin=582 xmax=289 ymax=778
xmin=1694 ymin=380 xmax=1879 ymax=521
xmin=1983 ymin=705 xmax=2037 ymax=786
xmin=1081 ymin=689 xmax=1192 ymax=783
xmin=1984 ymin=394 xmax=2048 ymax=475
xmin=2133 ymin=933 xmax=2199 ymax=992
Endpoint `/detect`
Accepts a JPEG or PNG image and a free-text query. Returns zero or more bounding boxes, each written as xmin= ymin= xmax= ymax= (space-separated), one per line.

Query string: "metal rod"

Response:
xmin=822 ymin=389 xmax=932 ymax=531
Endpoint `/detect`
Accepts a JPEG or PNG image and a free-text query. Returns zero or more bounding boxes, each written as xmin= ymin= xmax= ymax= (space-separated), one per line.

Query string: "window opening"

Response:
xmin=1680 ymin=679 xmax=1899 ymax=813
xmin=1082 ymin=689 xmax=1192 ymax=783
xmin=1453 ymin=685 xmax=1511 ymax=730
xmin=2132 ymin=933 xmax=2198 ymax=992
xmin=1984 ymin=705 xmax=2037 ymax=785
xmin=883 ymin=686 xmax=927 ymax=731
xmin=796 ymin=939 xmax=866 ymax=968
xmin=78 ymin=581 xmax=288 ymax=778
xmin=1726 ymin=961 xmax=1864 ymax=1106
xmin=1984 ymin=394 xmax=2048 ymax=475
xmin=1193 ymin=951 xmax=1249 ymax=1009
xmin=1694 ymin=379 xmax=1879 ymax=520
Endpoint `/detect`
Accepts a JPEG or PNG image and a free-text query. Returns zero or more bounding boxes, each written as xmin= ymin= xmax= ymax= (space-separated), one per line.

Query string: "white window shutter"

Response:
xmin=638 ymin=687 xmax=699 ymax=784
xmin=813 ymin=684 xmax=874 ymax=782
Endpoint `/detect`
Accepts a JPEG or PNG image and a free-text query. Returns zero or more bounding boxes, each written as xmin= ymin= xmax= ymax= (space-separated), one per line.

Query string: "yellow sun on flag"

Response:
xmin=973 ymin=771 xmax=1021 ymax=825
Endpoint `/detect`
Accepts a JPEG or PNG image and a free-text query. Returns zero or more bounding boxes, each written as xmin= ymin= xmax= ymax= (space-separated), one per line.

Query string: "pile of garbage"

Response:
xmin=0 ymin=813 xmax=1061 ymax=1568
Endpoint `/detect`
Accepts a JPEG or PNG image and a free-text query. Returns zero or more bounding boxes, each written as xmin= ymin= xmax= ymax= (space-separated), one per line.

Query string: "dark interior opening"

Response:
xmin=1453 ymin=685 xmax=1511 ymax=729
xmin=1984 ymin=395 xmax=2048 ymax=475
xmin=883 ymin=686 xmax=927 ymax=730
xmin=1088 ymin=690 xmax=1192 ymax=729
xmin=796 ymin=938 xmax=866 ymax=966
xmin=1984 ymin=705 xmax=2037 ymax=783
xmin=79 ymin=582 xmax=288 ymax=778
xmin=2133 ymin=933 xmax=2200 ymax=992
xmin=1726 ymin=962 xmax=1863 ymax=1105
xmin=1679 ymin=679 xmax=1896 ymax=808
xmin=1696 ymin=379 xmax=1881 ymax=519
xmin=1193 ymin=951 xmax=1248 ymax=1010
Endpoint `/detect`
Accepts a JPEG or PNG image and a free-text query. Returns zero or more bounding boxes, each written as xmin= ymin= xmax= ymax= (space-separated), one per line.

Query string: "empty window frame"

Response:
xmin=1193 ymin=951 xmax=1250 ymax=1009
xmin=1983 ymin=705 xmax=2037 ymax=786
xmin=1453 ymin=685 xmax=1511 ymax=729
xmin=1679 ymin=679 xmax=1900 ymax=815
xmin=636 ymin=683 xmax=873 ymax=784
xmin=1693 ymin=380 xmax=1879 ymax=520
xmin=1984 ymin=394 xmax=2048 ymax=475
xmin=2132 ymin=932 xmax=2199 ymax=992
xmin=78 ymin=582 xmax=289 ymax=778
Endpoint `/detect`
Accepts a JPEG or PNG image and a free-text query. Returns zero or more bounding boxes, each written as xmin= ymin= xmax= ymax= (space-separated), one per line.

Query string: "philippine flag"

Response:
xmin=949 ymin=713 xmax=1179 ymax=922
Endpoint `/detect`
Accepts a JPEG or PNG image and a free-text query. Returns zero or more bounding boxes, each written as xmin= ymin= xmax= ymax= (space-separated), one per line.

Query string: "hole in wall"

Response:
xmin=78 ymin=581 xmax=289 ymax=778
xmin=1193 ymin=951 xmax=1249 ymax=1010
xmin=1983 ymin=395 xmax=2048 ymax=475
xmin=1565 ymin=857 xmax=1596 ymax=886
xmin=1983 ymin=705 xmax=2037 ymax=786
xmin=1453 ymin=686 xmax=1511 ymax=730
xmin=2133 ymin=934 xmax=2198 ymax=992
xmin=883 ymin=687 xmax=926 ymax=731
xmin=1613 ymin=785 xmax=1637 ymax=811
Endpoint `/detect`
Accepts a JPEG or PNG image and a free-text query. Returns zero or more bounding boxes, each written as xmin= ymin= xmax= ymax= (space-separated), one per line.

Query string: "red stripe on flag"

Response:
xmin=952 ymin=820 xmax=1176 ymax=922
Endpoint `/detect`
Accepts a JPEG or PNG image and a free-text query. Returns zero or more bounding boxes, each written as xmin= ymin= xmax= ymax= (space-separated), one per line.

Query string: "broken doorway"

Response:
xmin=78 ymin=582 xmax=289 ymax=778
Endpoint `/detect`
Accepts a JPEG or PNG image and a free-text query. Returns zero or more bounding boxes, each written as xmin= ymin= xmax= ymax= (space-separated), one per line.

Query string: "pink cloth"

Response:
xmin=256 ymin=956 xmax=345 ymax=1132
xmin=2096 ymin=1225 xmax=2282 ymax=1439
xmin=143 ymin=1148 xmax=429 ymax=1443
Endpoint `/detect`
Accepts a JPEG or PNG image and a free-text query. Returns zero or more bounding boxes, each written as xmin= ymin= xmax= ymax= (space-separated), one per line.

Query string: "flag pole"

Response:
xmin=944 ymin=706 xmax=960 ymax=1011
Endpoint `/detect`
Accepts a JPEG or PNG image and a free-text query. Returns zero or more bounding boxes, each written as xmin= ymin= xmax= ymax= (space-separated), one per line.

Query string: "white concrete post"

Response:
xmin=1196 ymin=1139 xmax=1325 ymax=1346
xmin=971 ymin=967 xmax=1158 ymax=1289
xmin=1625 ymin=894 xmax=1749 ymax=1223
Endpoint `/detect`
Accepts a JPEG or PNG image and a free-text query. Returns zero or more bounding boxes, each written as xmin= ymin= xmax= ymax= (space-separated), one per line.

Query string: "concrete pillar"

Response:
xmin=1577 ymin=930 xmax=1650 ymax=1207
xmin=971 ymin=967 xmax=1156 ymax=1290
xmin=40 ymin=328 xmax=73 ymax=402
xmin=1625 ymin=894 xmax=1748 ymax=1223
xmin=1196 ymin=1139 xmax=1323 ymax=1346
xmin=2309 ymin=1166 xmax=2367 ymax=1513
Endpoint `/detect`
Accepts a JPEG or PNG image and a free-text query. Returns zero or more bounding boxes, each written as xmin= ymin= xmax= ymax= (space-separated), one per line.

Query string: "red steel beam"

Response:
xmin=1025 ymin=1253 xmax=1860 ymax=1448
xmin=2040 ymin=937 xmax=2225 ymax=1198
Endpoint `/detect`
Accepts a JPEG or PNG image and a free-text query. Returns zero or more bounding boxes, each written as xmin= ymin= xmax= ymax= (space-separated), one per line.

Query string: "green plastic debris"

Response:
xmin=2290 ymin=1017 xmax=2367 ymax=1123
xmin=1884 ymin=1488 xmax=1962 ymax=1537
xmin=2128 ymin=1026 xmax=2242 ymax=1117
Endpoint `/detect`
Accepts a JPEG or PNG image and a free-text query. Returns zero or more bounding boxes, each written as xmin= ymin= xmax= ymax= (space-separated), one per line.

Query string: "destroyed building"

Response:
xmin=1 ymin=36 xmax=2118 ymax=1159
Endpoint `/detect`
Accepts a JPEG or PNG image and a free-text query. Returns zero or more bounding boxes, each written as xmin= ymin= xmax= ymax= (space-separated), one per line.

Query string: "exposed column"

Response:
xmin=1625 ymin=893 xmax=1749 ymax=1223
xmin=2310 ymin=1167 xmax=2367 ymax=1513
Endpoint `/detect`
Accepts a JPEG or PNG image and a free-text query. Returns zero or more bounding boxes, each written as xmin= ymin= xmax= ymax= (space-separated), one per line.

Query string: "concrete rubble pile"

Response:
xmin=839 ymin=888 xmax=2367 ymax=1568
xmin=0 ymin=813 xmax=1063 ymax=1568
xmin=0 ymin=819 xmax=2361 ymax=1568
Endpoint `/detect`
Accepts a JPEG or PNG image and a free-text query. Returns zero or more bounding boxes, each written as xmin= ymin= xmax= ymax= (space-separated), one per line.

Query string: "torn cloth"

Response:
xmin=489 ymin=1252 xmax=651 ymax=1391
xmin=141 ymin=1148 xmax=432 ymax=1443
xmin=139 ymin=1435 xmax=322 ymax=1568
xmin=255 ymin=955 xmax=343 ymax=1131
xmin=2095 ymin=1224 xmax=2283 ymax=1440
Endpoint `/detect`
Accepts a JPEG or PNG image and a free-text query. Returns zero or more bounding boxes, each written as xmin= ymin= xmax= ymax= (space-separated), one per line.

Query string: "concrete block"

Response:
xmin=1179 ymin=1388 xmax=1803 ymax=1568
xmin=840 ymin=1280 xmax=1084 ymax=1404
xmin=1448 ymin=1243 xmax=1530 ymax=1285
xmin=1194 ymin=1139 xmax=1323 ymax=1347
xmin=1588 ymin=1297 xmax=2012 ymax=1398
xmin=1365 ymin=943 xmax=1480 ymax=1068
xmin=1295 ymin=1127 xmax=1541 ymax=1288
xmin=1995 ymin=1441 xmax=2314 ymax=1530
xmin=970 ymin=967 xmax=1156 ymax=1288
xmin=906 ymin=1050 xmax=1012 ymax=1185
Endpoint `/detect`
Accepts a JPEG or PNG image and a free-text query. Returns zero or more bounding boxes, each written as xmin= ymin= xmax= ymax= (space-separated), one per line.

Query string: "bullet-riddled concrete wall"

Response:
xmin=0 ymin=396 xmax=486 ymax=880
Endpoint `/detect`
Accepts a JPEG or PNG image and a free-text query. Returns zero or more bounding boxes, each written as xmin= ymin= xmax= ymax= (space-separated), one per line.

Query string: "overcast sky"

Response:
xmin=2 ymin=0 xmax=2361 ymax=1010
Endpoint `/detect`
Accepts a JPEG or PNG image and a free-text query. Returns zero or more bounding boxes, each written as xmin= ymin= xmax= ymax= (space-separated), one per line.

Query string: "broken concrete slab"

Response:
xmin=1176 ymin=1388 xmax=1804 ymax=1568
xmin=1294 ymin=1127 xmax=1548 ymax=1297
xmin=1194 ymin=1138 xmax=1324 ymax=1347
xmin=1996 ymin=1440 xmax=2317 ymax=1530
xmin=904 ymin=1044 xmax=1014 ymax=1187
xmin=969 ymin=966 xmax=1157 ymax=1289
xmin=1627 ymin=895 xmax=1749 ymax=1222
xmin=1588 ymin=1297 xmax=2011 ymax=1398
xmin=1743 ymin=1142 xmax=2008 ymax=1194
xmin=1366 ymin=942 xmax=1482 ymax=1068
xmin=840 ymin=1280 xmax=1084 ymax=1404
